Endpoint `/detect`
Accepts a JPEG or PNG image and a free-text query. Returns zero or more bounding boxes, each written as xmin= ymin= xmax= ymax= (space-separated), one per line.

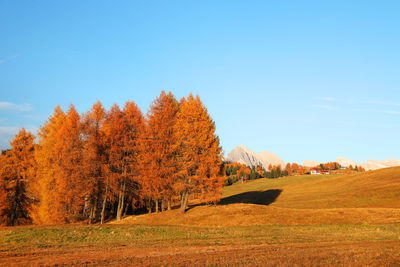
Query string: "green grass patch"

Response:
xmin=2 ymin=223 xmax=400 ymax=252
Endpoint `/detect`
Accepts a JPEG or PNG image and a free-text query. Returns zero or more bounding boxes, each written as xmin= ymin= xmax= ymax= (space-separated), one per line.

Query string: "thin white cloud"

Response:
xmin=311 ymin=104 xmax=335 ymax=110
xmin=0 ymin=126 xmax=19 ymax=137
xmin=0 ymin=102 xmax=33 ymax=112
xmin=314 ymin=97 xmax=400 ymax=115
xmin=317 ymin=96 xmax=400 ymax=107
xmin=380 ymin=110 xmax=400 ymax=115
xmin=23 ymin=114 xmax=47 ymax=121
xmin=315 ymin=96 xmax=336 ymax=102
xmin=357 ymin=100 xmax=400 ymax=107
xmin=0 ymin=53 xmax=20 ymax=65
xmin=0 ymin=125 xmax=38 ymax=150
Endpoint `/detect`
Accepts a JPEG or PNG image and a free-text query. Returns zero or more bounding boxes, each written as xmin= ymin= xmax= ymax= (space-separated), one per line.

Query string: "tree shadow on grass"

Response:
xmin=219 ymin=189 xmax=282 ymax=205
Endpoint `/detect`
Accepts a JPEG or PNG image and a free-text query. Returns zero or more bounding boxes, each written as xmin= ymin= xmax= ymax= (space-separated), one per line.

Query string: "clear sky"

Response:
xmin=1 ymin=0 xmax=399 ymax=164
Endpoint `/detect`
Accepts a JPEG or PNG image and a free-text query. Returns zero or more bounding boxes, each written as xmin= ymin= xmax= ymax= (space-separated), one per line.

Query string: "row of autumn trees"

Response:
xmin=0 ymin=92 xmax=223 ymax=226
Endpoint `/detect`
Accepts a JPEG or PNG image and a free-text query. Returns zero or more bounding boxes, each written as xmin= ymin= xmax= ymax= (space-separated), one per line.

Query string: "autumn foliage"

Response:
xmin=0 ymin=91 xmax=223 ymax=225
xmin=0 ymin=129 xmax=35 ymax=226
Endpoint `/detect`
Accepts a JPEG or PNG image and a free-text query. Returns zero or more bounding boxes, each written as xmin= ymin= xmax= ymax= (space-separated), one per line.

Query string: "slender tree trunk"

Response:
xmin=148 ymin=199 xmax=152 ymax=214
xmin=180 ymin=190 xmax=189 ymax=214
xmin=100 ymin=178 xmax=109 ymax=224
xmin=88 ymin=205 xmax=93 ymax=224
xmin=123 ymin=197 xmax=129 ymax=217
xmin=180 ymin=192 xmax=184 ymax=208
xmin=155 ymin=198 xmax=159 ymax=213
xmin=121 ymin=182 xmax=125 ymax=211
xmin=116 ymin=186 xmax=122 ymax=220
xmin=83 ymin=195 xmax=90 ymax=218
xmin=167 ymin=197 xmax=171 ymax=211
xmin=161 ymin=199 xmax=164 ymax=212
xmin=92 ymin=196 xmax=98 ymax=223
xmin=10 ymin=171 xmax=20 ymax=226
xmin=117 ymin=180 xmax=126 ymax=220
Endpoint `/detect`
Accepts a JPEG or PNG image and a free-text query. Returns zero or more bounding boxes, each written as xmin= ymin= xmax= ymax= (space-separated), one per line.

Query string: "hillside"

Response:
xmin=270 ymin=166 xmax=400 ymax=209
xmin=336 ymin=157 xmax=400 ymax=170
xmin=114 ymin=167 xmax=400 ymax=226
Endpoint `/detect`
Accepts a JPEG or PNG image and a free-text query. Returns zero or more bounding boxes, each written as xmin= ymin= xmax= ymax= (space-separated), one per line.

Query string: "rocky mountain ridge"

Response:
xmin=226 ymin=145 xmax=400 ymax=171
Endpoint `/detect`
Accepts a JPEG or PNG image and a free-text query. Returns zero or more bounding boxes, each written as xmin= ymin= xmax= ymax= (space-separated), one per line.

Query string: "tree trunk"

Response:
xmin=161 ymin=199 xmax=164 ymax=212
xmin=100 ymin=178 xmax=109 ymax=224
xmin=123 ymin=197 xmax=129 ymax=217
xmin=91 ymin=196 xmax=98 ymax=223
xmin=167 ymin=197 xmax=171 ymax=211
xmin=180 ymin=190 xmax=189 ymax=214
xmin=116 ymin=187 xmax=122 ymax=220
xmin=148 ymin=199 xmax=152 ymax=214
xmin=83 ymin=195 xmax=90 ymax=218
xmin=116 ymin=180 xmax=126 ymax=221
xmin=180 ymin=192 xmax=184 ymax=208
xmin=155 ymin=198 xmax=159 ymax=213
xmin=88 ymin=205 xmax=93 ymax=224
xmin=10 ymin=171 xmax=20 ymax=226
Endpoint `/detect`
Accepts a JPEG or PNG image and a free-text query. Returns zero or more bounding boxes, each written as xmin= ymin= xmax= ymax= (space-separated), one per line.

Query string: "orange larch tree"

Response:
xmin=121 ymin=101 xmax=144 ymax=218
xmin=140 ymin=91 xmax=179 ymax=213
xmin=285 ymin=163 xmax=292 ymax=176
xmin=0 ymin=128 xmax=36 ymax=226
xmin=174 ymin=94 xmax=223 ymax=213
xmin=81 ymin=101 xmax=107 ymax=224
xmin=103 ymin=102 xmax=144 ymax=221
xmin=31 ymin=106 xmax=66 ymax=224
xmin=53 ymin=104 xmax=86 ymax=223
xmin=102 ymin=104 xmax=125 ymax=221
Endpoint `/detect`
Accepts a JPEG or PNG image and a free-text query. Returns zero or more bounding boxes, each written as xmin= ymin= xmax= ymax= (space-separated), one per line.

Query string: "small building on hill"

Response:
xmin=310 ymin=168 xmax=330 ymax=175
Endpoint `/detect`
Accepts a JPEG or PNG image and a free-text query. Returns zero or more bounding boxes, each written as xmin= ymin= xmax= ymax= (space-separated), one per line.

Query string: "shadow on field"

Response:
xmin=219 ymin=189 xmax=282 ymax=205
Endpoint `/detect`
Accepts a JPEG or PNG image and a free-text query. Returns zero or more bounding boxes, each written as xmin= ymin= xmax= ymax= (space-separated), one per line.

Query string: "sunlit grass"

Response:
xmin=1 ymin=223 xmax=400 ymax=252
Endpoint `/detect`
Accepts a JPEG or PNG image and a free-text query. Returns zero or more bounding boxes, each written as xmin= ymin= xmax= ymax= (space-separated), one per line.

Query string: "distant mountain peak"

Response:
xmin=226 ymin=146 xmax=285 ymax=169
xmin=226 ymin=146 xmax=400 ymax=171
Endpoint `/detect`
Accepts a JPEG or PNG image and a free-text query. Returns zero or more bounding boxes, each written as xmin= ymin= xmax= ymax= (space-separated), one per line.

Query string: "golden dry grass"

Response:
xmin=114 ymin=204 xmax=400 ymax=226
xmin=114 ymin=167 xmax=400 ymax=226
xmin=271 ymin=167 xmax=400 ymax=209
xmin=3 ymin=240 xmax=400 ymax=266
xmin=2 ymin=223 xmax=400 ymax=266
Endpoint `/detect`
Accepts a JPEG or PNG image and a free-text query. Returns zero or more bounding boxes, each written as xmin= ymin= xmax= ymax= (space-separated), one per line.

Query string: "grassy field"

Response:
xmin=2 ymin=223 xmax=400 ymax=265
xmin=2 ymin=167 xmax=400 ymax=265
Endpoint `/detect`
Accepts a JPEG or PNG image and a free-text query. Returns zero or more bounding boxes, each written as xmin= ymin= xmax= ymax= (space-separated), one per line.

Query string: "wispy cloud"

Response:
xmin=0 ymin=53 xmax=20 ymax=65
xmin=314 ymin=96 xmax=400 ymax=115
xmin=23 ymin=114 xmax=47 ymax=121
xmin=316 ymin=96 xmax=400 ymax=107
xmin=380 ymin=110 xmax=400 ymax=115
xmin=0 ymin=102 xmax=33 ymax=112
xmin=315 ymin=96 xmax=336 ymax=102
xmin=311 ymin=104 xmax=335 ymax=110
xmin=356 ymin=100 xmax=400 ymax=107
xmin=0 ymin=126 xmax=19 ymax=137
xmin=0 ymin=125 xmax=38 ymax=149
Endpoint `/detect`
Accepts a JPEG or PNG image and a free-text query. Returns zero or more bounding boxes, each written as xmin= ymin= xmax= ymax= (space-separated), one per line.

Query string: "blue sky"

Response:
xmin=1 ymin=0 xmax=399 ymax=163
